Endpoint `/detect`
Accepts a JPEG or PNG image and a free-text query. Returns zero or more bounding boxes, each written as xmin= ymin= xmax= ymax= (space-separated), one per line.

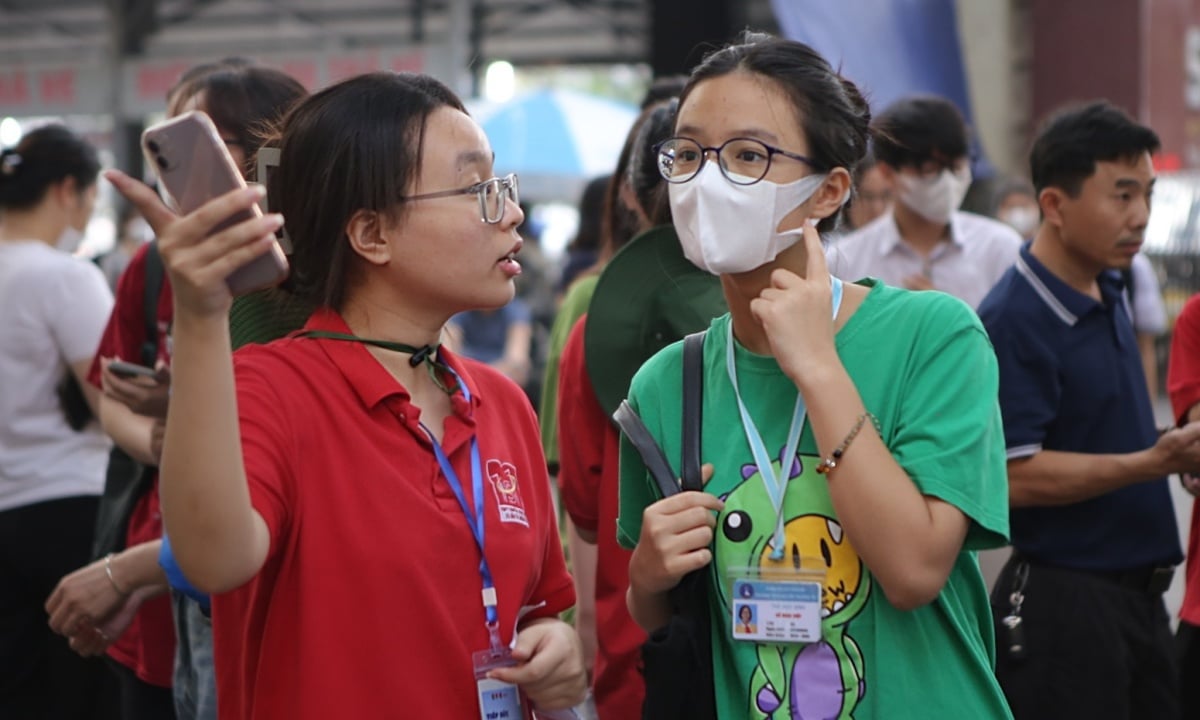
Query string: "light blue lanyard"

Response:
xmin=420 ymin=367 xmax=503 ymax=650
xmin=725 ymin=277 xmax=844 ymax=560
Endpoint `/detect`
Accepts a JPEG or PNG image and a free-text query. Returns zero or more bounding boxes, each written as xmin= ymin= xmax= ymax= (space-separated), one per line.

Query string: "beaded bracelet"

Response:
xmin=104 ymin=552 xmax=132 ymax=596
xmin=815 ymin=412 xmax=879 ymax=475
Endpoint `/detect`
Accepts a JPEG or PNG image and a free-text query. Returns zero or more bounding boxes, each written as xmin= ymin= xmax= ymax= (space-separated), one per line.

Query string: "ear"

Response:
xmin=1038 ymin=187 xmax=1067 ymax=229
xmin=807 ymin=167 xmax=852 ymax=221
xmin=344 ymin=209 xmax=393 ymax=267
xmin=53 ymin=175 xmax=79 ymax=207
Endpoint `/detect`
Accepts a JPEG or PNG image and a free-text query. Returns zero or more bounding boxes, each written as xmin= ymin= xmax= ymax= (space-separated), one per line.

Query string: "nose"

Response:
xmin=501 ymin=193 xmax=524 ymax=230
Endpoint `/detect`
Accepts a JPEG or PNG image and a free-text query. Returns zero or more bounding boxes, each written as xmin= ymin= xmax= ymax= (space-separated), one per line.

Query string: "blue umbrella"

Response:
xmin=473 ymin=88 xmax=638 ymax=201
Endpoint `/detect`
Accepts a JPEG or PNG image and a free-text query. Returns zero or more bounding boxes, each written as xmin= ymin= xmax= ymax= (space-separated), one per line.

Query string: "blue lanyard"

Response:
xmin=420 ymin=368 xmax=503 ymax=649
xmin=725 ymin=277 xmax=843 ymax=560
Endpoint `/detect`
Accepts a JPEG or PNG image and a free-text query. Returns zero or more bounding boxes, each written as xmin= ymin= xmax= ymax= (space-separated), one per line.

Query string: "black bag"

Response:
xmin=91 ymin=242 xmax=163 ymax=560
xmin=613 ymin=331 xmax=717 ymax=720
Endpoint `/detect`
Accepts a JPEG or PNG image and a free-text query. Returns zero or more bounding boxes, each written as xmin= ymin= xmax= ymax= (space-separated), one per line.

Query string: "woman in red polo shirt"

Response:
xmin=107 ymin=72 xmax=585 ymax=720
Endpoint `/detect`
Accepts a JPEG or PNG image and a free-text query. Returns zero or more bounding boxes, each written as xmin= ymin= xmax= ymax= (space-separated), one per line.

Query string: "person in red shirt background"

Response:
xmin=108 ymin=71 xmax=585 ymax=720
xmin=1165 ymin=292 xmax=1200 ymax=717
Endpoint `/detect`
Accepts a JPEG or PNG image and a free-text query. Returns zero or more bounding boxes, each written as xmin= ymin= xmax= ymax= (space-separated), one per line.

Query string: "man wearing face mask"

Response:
xmin=827 ymin=95 xmax=1021 ymax=310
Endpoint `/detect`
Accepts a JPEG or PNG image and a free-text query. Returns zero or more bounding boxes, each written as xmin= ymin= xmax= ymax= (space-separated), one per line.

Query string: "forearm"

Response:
xmin=626 ymin=582 xmax=671 ymax=633
xmin=160 ymin=312 xmax=267 ymax=593
xmin=99 ymin=396 xmax=157 ymax=465
xmin=1139 ymin=334 xmax=1158 ymax=400
xmin=1008 ymin=448 xmax=1164 ymax=507
xmin=109 ymin=540 xmax=170 ymax=596
xmin=796 ymin=363 xmax=965 ymax=610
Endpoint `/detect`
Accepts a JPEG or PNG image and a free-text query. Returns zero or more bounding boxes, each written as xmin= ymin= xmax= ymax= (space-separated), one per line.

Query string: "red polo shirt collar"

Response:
xmin=295 ymin=308 xmax=482 ymax=420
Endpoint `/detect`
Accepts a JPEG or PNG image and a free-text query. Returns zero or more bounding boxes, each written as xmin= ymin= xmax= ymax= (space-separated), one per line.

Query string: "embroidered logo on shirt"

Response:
xmin=486 ymin=460 xmax=529 ymax=527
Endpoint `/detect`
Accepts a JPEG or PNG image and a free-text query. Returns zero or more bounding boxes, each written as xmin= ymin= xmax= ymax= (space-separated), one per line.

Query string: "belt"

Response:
xmin=1013 ymin=554 xmax=1175 ymax=595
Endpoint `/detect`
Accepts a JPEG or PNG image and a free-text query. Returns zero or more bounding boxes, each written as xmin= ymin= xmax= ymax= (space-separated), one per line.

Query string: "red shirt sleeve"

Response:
xmin=556 ymin=315 xmax=609 ymax=533
xmin=87 ymin=243 xmax=174 ymax=385
xmin=1169 ymin=294 xmax=1200 ymax=425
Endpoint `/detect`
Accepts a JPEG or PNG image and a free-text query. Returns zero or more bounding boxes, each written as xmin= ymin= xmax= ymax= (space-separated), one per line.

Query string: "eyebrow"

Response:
xmin=674 ymin=125 xmax=782 ymax=144
xmin=456 ymin=150 xmax=494 ymax=169
xmin=1115 ymin=177 xmax=1154 ymax=191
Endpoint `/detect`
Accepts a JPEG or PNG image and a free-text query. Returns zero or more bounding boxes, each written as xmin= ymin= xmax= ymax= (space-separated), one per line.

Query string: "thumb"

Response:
xmin=508 ymin=625 xmax=543 ymax=662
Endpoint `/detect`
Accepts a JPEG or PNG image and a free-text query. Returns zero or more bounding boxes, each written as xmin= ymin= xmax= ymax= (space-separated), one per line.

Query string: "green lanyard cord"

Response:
xmin=296 ymin=330 xmax=459 ymax=395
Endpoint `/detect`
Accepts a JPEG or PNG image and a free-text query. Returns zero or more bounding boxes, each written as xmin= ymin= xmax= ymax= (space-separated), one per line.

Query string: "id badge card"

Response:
xmin=730 ymin=571 xmax=824 ymax=644
xmin=473 ymin=646 xmax=524 ymax=720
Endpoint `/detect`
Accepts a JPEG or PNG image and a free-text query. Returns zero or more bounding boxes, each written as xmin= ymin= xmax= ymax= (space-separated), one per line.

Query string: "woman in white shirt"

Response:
xmin=0 ymin=124 xmax=114 ymax=719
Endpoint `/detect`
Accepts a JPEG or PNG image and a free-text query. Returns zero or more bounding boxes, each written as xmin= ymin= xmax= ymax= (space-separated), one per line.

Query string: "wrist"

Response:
xmin=104 ymin=553 xmax=132 ymax=596
xmin=784 ymin=350 xmax=844 ymax=393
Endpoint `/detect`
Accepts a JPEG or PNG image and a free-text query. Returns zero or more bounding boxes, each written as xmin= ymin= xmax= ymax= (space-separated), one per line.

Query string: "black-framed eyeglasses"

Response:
xmin=401 ymin=173 xmax=519 ymax=224
xmin=656 ymin=137 xmax=815 ymax=186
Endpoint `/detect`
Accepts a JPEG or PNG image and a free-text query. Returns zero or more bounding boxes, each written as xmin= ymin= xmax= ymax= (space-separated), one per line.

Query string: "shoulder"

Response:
xmin=832 ymin=215 xmax=890 ymax=254
xmin=976 ymin=265 xmax=1037 ymax=329
xmin=1178 ymin=293 xmax=1200 ymax=331
xmin=875 ymin=283 xmax=984 ymax=341
xmin=628 ymin=334 xmax=687 ymax=403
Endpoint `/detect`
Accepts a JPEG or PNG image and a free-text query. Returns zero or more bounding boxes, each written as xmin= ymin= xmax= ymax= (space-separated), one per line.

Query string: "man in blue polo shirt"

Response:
xmin=979 ymin=102 xmax=1200 ymax=720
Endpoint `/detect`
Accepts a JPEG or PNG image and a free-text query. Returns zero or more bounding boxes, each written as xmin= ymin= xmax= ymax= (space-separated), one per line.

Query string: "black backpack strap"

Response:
xmin=141 ymin=241 xmax=164 ymax=367
xmin=681 ymin=331 xmax=705 ymax=492
xmin=613 ymin=401 xmax=679 ymax=499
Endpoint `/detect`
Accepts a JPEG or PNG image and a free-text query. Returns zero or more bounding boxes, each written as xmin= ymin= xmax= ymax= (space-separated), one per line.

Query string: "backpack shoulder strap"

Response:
xmin=141 ymin=241 xmax=164 ymax=368
xmin=681 ymin=331 xmax=705 ymax=492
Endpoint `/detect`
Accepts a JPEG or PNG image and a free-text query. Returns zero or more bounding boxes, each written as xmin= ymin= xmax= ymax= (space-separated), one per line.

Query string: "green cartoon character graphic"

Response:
xmin=716 ymin=450 xmax=871 ymax=719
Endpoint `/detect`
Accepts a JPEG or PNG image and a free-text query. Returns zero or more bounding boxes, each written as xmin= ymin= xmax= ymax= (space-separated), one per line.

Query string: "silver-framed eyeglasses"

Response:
xmin=656 ymin=137 xmax=815 ymax=186
xmin=402 ymin=173 xmax=519 ymax=224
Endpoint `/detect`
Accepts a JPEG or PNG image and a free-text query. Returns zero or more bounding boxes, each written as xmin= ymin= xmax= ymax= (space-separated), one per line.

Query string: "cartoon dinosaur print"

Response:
xmin=715 ymin=451 xmax=870 ymax=719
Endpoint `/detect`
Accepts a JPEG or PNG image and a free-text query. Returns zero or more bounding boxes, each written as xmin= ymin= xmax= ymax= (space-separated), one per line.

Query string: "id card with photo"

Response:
xmin=730 ymin=578 xmax=823 ymax=643
xmin=473 ymin=646 xmax=524 ymax=720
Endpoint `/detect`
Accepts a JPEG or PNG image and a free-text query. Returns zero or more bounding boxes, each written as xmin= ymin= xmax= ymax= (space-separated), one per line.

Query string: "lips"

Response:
xmin=499 ymin=238 xmax=523 ymax=263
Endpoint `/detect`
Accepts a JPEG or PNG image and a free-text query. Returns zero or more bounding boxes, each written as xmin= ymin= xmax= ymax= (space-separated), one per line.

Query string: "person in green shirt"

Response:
xmin=618 ymin=33 xmax=1013 ymax=719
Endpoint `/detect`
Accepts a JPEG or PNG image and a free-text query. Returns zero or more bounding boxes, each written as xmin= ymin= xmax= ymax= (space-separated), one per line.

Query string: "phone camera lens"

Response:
xmin=146 ymin=140 xmax=160 ymax=154
xmin=156 ymin=155 xmax=169 ymax=170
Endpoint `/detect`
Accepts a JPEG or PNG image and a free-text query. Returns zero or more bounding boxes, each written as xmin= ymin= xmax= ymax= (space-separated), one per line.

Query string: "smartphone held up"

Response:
xmin=142 ymin=111 xmax=288 ymax=296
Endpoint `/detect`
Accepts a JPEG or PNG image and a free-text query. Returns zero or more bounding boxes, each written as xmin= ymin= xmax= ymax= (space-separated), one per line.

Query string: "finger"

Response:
xmin=668 ymin=524 xmax=715 ymax=556
xmin=105 ymin=169 xmax=178 ymax=235
xmin=802 ymin=220 xmax=829 ymax=280
xmin=670 ymin=546 xmax=714 ymax=576
xmin=488 ymin=648 xmax=556 ymax=687
xmin=664 ymin=490 xmax=724 ymax=514
xmin=173 ymin=186 xmax=268 ymax=246
xmin=173 ymin=215 xmax=282 ymax=271
xmin=176 ymin=232 xmax=278 ymax=290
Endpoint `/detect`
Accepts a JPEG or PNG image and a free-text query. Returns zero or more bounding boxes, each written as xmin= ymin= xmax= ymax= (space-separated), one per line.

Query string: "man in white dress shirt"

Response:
xmin=828 ymin=95 xmax=1021 ymax=309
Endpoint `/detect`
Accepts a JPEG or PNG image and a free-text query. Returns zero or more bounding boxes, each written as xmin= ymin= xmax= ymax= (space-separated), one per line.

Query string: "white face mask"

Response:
xmin=999 ymin=205 xmax=1039 ymax=238
xmin=897 ymin=166 xmax=972 ymax=225
xmin=670 ymin=163 xmax=832 ymax=275
xmin=56 ymin=225 xmax=85 ymax=255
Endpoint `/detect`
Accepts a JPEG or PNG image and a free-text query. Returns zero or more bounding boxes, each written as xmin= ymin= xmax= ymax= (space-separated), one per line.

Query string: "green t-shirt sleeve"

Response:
xmin=888 ymin=296 xmax=1010 ymax=551
xmin=539 ymin=277 xmax=598 ymax=465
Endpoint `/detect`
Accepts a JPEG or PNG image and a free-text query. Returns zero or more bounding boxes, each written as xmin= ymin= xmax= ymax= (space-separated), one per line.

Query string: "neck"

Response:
xmin=892 ymin=203 xmax=950 ymax=255
xmin=723 ymin=242 xmax=809 ymax=357
xmin=1029 ymin=226 xmax=1101 ymax=297
xmin=339 ymin=288 xmax=449 ymax=396
xmin=0 ymin=208 xmax=64 ymax=247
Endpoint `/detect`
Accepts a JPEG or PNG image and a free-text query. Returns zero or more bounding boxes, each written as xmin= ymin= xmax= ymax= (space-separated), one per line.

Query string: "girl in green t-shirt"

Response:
xmin=619 ymin=33 xmax=1014 ymax=720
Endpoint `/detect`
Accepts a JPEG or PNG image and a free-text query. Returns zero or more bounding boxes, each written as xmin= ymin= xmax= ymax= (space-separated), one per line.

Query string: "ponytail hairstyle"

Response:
xmin=0 ymin=124 xmax=100 ymax=212
xmin=678 ymin=32 xmax=872 ymax=233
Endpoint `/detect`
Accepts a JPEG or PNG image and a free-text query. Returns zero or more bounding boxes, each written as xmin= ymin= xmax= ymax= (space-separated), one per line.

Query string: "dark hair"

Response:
xmin=0 ymin=124 xmax=100 ymax=211
xmin=641 ymin=75 xmax=688 ymax=109
xmin=1029 ymin=101 xmax=1160 ymax=196
xmin=173 ymin=63 xmax=307 ymax=176
xmin=600 ymin=103 xmax=657 ymax=261
xmin=568 ymin=175 xmax=610 ymax=253
xmin=871 ymin=95 xmax=969 ymax=170
xmin=626 ymin=99 xmax=677 ymax=227
xmin=679 ymin=33 xmax=872 ymax=233
xmin=276 ymin=72 xmax=465 ymax=310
